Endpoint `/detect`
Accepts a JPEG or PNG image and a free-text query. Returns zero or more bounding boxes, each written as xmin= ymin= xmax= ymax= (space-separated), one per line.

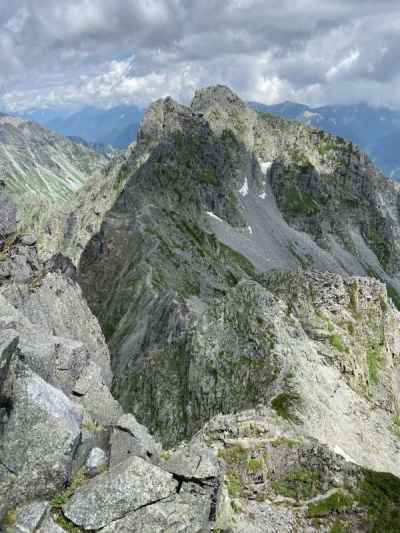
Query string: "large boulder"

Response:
xmin=0 ymin=365 xmax=82 ymax=511
xmin=161 ymin=439 xmax=219 ymax=481
xmin=101 ymin=482 xmax=212 ymax=533
xmin=63 ymin=456 xmax=178 ymax=530
xmin=7 ymin=500 xmax=50 ymax=532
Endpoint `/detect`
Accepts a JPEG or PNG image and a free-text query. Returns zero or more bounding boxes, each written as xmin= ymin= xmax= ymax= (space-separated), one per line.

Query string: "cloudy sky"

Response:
xmin=1 ymin=0 xmax=400 ymax=111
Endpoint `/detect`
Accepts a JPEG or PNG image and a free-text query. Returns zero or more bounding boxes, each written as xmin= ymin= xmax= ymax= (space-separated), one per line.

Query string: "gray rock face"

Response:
xmin=110 ymin=413 xmax=161 ymax=466
xmin=0 ymin=238 xmax=118 ymax=521
xmin=162 ymin=440 xmax=219 ymax=480
xmin=11 ymin=500 xmax=50 ymax=532
xmin=19 ymin=233 xmax=37 ymax=246
xmin=0 ymin=366 xmax=82 ymax=509
xmin=63 ymin=456 xmax=178 ymax=530
xmin=3 ymin=271 xmax=112 ymax=385
xmin=72 ymin=362 xmax=122 ymax=425
xmin=0 ymin=331 xmax=18 ymax=392
xmin=0 ymin=241 xmax=41 ymax=285
xmin=101 ymin=482 xmax=211 ymax=533
xmin=36 ymin=516 xmax=66 ymax=533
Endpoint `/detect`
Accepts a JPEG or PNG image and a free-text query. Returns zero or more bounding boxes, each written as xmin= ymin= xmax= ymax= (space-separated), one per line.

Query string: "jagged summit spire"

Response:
xmin=136 ymin=95 xmax=192 ymax=146
xmin=135 ymin=85 xmax=252 ymax=149
xmin=191 ymin=84 xmax=246 ymax=110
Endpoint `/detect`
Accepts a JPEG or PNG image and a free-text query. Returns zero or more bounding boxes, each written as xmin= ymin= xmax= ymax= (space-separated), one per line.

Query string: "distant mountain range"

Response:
xmin=20 ymin=104 xmax=145 ymax=149
xmin=249 ymin=101 xmax=400 ymax=179
xmin=16 ymin=100 xmax=400 ymax=180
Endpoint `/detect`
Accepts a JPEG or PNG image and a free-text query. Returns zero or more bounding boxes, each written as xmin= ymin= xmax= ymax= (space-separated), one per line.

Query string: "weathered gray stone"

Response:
xmin=0 ymin=367 xmax=82 ymax=508
xmin=101 ymin=482 xmax=211 ymax=533
xmin=63 ymin=456 xmax=178 ymax=530
xmin=162 ymin=441 xmax=219 ymax=480
xmin=73 ymin=362 xmax=122 ymax=426
xmin=13 ymin=500 xmax=50 ymax=532
xmin=110 ymin=413 xmax=161 ymax=466
xmin=3 ymin=245 xmax=39 ymax=284
xmin=36 ymin=516 xmax=67 ymax=533
xmin=3 ymin=272 xmax=112 ymax=385
xmin=231 ymin=500 xmax=305 ymax=533
xmin=0 ymin=331 xmax=18 ymax=392
xmin=18 ymin=334 xmax=89 ymax=394
xmin=0 ymin=298 xmax=94 ymax=395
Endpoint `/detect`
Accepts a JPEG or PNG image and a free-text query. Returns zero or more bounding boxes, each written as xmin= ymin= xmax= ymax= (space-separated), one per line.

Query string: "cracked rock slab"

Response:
xmin=13 ymin=500 xmax=50 ymax=532
xmin=162 ymin=441 xmax=219 ymax=480
xmin=101 ymin=482 xmax=212 ymax=533
xmin=63 ymin=456 xmax=178 ymax=530
xmin=36 ymin=516 xmax=69 ymax=533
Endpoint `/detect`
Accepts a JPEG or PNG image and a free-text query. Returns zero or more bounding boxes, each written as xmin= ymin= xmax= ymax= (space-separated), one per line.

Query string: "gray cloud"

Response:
xmin=1 ymin=0 xmax=400 ymax=110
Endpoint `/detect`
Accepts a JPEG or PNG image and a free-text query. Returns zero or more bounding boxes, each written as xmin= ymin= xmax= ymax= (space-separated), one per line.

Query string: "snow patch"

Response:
xmin=206 ymin=211 xmax=223 ymax=222
xmin=260 ymin=161 xmax=272 ymax=175
xmin=239 ymin=177 xmax=248 ymax=197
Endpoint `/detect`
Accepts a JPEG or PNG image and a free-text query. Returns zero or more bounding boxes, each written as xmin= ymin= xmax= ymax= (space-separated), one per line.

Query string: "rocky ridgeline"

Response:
xmin=0 ymin=188 xmax=217 ymax=531
xmin=2 ymin=87 xmax=400 ymax=531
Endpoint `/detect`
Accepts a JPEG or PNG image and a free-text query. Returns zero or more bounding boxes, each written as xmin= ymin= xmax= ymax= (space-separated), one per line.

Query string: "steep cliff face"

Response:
xmin=0 ymin=190 xmax=216 ymax=531
xmin=192 ymin=86 xmax=400 ymax=285
xmin=76 ymin=86 xmax=400 ymax=472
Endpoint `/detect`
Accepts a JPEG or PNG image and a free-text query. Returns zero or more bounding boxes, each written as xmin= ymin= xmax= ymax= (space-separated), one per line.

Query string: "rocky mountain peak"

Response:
xmin=191 ymin=84 xmax=256 ymax=147
xmin=137 ymin=96 xmax=192 ymax=146
xmin=192 ymin=84 xmax=248 ymax=112
xmin=3 ymin=85 xmax=400 ymax=531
